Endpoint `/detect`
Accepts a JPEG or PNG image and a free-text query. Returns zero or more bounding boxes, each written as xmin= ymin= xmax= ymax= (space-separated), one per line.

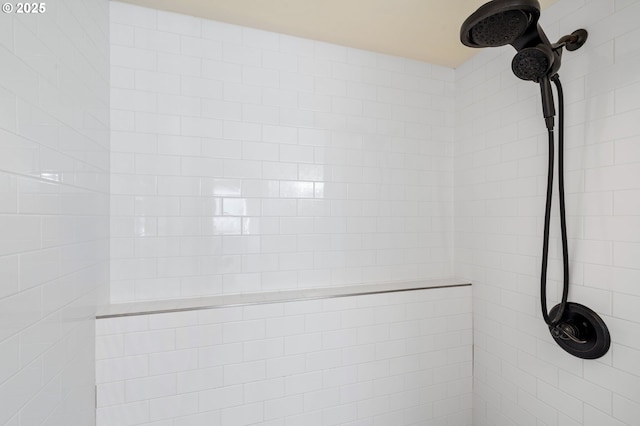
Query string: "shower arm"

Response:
xmin=551 ymin=29 xmax=589 ymax=52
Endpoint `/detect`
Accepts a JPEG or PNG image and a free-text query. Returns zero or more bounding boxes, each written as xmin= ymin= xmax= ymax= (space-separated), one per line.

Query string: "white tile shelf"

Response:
xmin=97 ymin=278 xmax=470 ymax=318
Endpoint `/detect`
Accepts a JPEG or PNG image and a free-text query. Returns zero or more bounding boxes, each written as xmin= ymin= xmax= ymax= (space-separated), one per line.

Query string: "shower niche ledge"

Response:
xmin=96 ymin=277 xmax=471 ymax=319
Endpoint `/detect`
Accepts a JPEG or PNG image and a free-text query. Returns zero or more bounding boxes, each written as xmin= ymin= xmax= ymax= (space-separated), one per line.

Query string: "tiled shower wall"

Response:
xmin=0 ymin=1 xmax=109 ymax=425
xmin=96 ymin=286 xmax=472 ymax=426
xmin=456 ymin=0 xmax=640 ymax=425
xmin=109 ymin=2 xmax=455 ymax=303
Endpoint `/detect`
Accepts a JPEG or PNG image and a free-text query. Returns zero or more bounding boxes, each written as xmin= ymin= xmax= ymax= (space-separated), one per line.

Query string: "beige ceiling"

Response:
xmin=120 ymin=0 xmax=558 ymax=68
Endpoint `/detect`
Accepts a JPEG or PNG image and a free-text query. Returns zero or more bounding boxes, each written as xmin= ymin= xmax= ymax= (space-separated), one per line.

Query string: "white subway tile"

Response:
xmin=181 ymin=36 xmax=222 ymax=60
xmin=264 ymin=395 xmax=304 ymax=420
xmin=150 ymin=393 xmax=199 ymax=421
xmin=204 ymin=217 xmax=241 ymax=235
xmin=157 ymin=10 xmax=201 ymax=36
xmin=262 ymin=88 xmax=298 ymax=109
xmin=223 ymin=45 xmax=261 ymax=66
xmin=198 ymin=342 xmax=243 ymax=368
xmin=262 ymin=162 xmax=298 ymax=180
xmin=124 ymin=330 xmax=175 ymax=355
xmin=125 ymin=374 xmax=176 ymax=402
xmin=96 ymin=355 xmax=149 ymax=383
xmin=243 ymin=337 xmax=284 ymax=360
xmin=262 ymin=125 xmax=297 ymax=145
xmin=0 ymin=87 xmax=16 ymax=134
xmin=135 ymin=70 xmax=180 ymax=94
xmin=181 ymin=117 xmax=223 ymax=138
xmin=613 ymin=393 xmax=640 ymax=426
xmin=111 ymin=45 xmax=157 ymax=71
xmin=284 ymin=333 xmax=322 ymax=355
xmin=244 ymin=377 xmax=284 ymax=403
xmin=223 ymin=360 xmax=265 ymax=385
xmin=157 ymin=94 xmax=201 ymax=117
xmin=97 ymin=317 xmax=150 ymax=336
xmin=559 ymin=370 xmax=611 ymax=414
xmin=242 ymin=141 xmax=278 ymax=161
xmin=202 ymin=60 xmax=242 ymax=83
xmin=149 ymin=349 xmax=198 ymax=375
xmin=180 ymin=157 xmax=224 ymax=178
xmin=221 ymin=402 xmax=264 ymax=426
xmin=111 ymin=89 xmax=157 ymax=113
xmin=202 ymin=99 xmax=241 ymax=120
xmin=279 ymin=108 xmax=314 ymax=127
xmin=96 ymin=334 xmax=124 ymax=360
xmin=0 ymin=337 xmax=19 ymax=384
xmin=135 ymin=154 xmax=180 ymax=176
xmin=223 ymin=319 xmax=265 ymax=343
xmin=96 ymin=401 xmax=149 ymax=426
xmin=319 ymin=405 xmax=357 ymax=426
xmin=111 ymin=109 xmax=136 ymax=131
xmin=173 ymin=411 xmax=221 ymax=425
xmin=223 ymin=121 xmax=262 ymax=141
xmin=285 ymin=371 xmax=323 ymax=395
xmin=201 ymin=19 xmax=241 ymax=42
xmin=111 ymin=22 xmax=135 ymax=46
xmin=265 ymin=354 xmax=306 ymax=379
xmin=224 ymin=198 xmax=261 ymax=216
xmin=158 ymin=53 xmax=202 ymax=77
xmin=177 ymin=366 xmax=223 ymax=393
xmin=135 ymin=28 xmax=180 ymax=54
xmin=0 ymin=287 xmax=41 ymax=342
xmin=583 ymin=404 xmax=627 ymax=426
xmin=98 ymin=382 xmax=126 ymax=408
xmin=298 ymin=92 xmax=331 ymax=112
xmin=198 ymin=385 xmax=243 ymax=410
xmin=0 ymin=215 xmax=40 ymax=256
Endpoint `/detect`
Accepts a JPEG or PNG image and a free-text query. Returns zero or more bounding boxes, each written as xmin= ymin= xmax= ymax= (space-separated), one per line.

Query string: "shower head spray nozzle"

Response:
xmin=460 ymin=0 xmax=541 ymax=49
xmin=511 ymin=45 xmax=552 ymax=82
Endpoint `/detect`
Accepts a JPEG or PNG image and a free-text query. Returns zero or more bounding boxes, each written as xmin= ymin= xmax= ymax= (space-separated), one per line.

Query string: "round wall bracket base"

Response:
xmin=548 ymin=302 xmax=610 ymax=359
xmin=565 ymin=29 xmax=588 ymax=51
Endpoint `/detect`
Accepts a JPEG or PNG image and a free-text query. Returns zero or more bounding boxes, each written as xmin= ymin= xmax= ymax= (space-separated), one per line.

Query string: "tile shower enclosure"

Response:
xmin=1 ymin=0 xmax=640 ymax=425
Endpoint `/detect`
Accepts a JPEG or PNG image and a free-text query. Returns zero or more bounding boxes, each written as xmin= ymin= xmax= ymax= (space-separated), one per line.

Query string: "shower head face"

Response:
xmin=511 ymin=46 xmax=552 ymax=81
xmin=461 ymin=0 xmax=541 ymax=49
xmin=469 ymin=9 xmax=530 ymax=47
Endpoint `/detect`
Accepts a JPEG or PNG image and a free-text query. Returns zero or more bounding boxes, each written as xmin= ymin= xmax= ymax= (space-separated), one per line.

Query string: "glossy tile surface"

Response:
xmin=0 ymin=0 xmax=110 ymax=424
xmin=109 ymin=1 xmax=455 ymax=302
xmin=96 ymin=286 xmax=472 ymax=425
xmin=455 ymin=0 xmax=640 ymax=425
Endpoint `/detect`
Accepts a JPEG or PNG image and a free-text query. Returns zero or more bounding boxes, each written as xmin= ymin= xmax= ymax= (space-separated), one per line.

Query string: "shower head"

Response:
xmin=460 ymin=0 xmax=588 ymax=129
xmin=511 ymin=45 xmax=553 ymax=81
xmin=460 ymin=0 xmax=541 ymax=49
xmin=461 ymin=0 xmax=588 ymax=82
xmin=461 ymin=0 xmax=560 ymax=85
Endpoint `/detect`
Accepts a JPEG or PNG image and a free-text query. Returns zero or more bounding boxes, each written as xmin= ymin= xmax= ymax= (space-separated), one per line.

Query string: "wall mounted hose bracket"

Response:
xmin=460 ymin=0 xmax=610 ymax=359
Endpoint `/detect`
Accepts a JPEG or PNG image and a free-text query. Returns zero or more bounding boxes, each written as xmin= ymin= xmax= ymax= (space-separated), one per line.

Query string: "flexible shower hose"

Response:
xmin=540 ymin=75 xmax=569 ymax=326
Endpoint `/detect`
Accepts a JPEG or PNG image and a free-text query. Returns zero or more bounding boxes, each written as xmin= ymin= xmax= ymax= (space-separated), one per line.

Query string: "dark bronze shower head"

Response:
xmin=511 ymin=45 xmax=553 ymax=81
xmin=459 ymin=0 xmax=589 ymax=129
xmin=460 ymin=0 xmax=541 ymax=49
